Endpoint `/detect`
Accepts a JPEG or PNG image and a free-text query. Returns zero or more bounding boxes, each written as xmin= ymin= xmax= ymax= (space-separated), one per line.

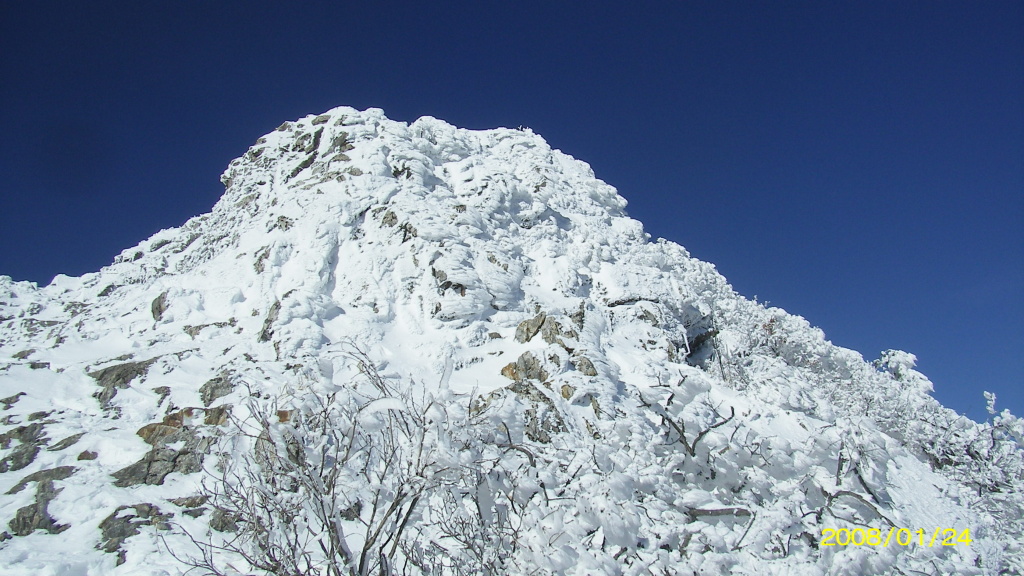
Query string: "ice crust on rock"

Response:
xmin=0 ymin=106 xmax=1020 ymax=575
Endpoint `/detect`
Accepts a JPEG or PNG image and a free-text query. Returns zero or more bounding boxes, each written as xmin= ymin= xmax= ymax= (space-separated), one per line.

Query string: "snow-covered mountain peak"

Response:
xmin=23 ymin=105 xmax=694 ymax=382
xmin=0 ymin=107 xmax=1021 ymax=575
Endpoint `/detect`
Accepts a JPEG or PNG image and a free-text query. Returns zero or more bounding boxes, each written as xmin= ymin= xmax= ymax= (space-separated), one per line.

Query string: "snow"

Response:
xmin=0 ymin=106 xmax=1020 ymax=575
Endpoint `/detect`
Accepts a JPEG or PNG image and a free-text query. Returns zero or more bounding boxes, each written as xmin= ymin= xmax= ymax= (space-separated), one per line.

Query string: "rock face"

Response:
xmin=0 ymin=106 xmax=1020 ymax=575
xmin=5 ymin=466 xmax=76 ymax=537
xmin=0 ymin=423 xmax=47 ymax=473
xmin=98 ymin=504 xmax=172 ymax=565
xmin=89 ymin=358 xmax=159 ymax=411
xmin=198 ymin=375 xmax=233 ymax=407
xmin=113 ymin=409 xmax=214 ymax=487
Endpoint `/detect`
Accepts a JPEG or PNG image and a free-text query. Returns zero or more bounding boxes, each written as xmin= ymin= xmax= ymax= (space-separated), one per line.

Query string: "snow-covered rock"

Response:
xmin=0 ymin=106 xmax=1020 ymax=575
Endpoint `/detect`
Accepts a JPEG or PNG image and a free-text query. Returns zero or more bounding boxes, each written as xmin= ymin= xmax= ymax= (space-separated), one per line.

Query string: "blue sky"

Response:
xmin=1 ymin=1 xmax=1021 ymax=420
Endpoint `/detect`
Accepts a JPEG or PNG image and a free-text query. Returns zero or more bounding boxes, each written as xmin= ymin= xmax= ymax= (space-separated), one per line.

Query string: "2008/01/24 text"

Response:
xmin=821 ymin=528 xmax=972 ymax=547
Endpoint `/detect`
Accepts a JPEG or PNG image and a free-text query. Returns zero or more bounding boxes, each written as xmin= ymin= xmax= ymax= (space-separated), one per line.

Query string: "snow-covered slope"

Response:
xmin=0 ymin=106 xmax=1021 ymax=575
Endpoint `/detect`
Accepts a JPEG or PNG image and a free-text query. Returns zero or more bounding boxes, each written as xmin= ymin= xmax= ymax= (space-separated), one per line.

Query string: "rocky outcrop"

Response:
xmin=506 ymin=381 xmax=566 ymax=444
xmin=500 ymin=351 xmax=548 ymax=383
xmin=5 ymin=466 xmax=76 ymax=537
xmin=89 ymin=358 xmax=159 ymax=410
xmin=113 ymin=409 xmax=214 ymax=487
xmin=571 ymin=354 xmax=599 ymax=377
xmin=199 ymin=374 xmax=234 ymax=407
xmin=515 ymin=312 xmax=579 ymax=348
xmin=0 ymin=392 xmax=25 ymax=410
xmin=258 ymin=301 xmax=281 ymax=343
xmin=514 ymin=312 xmax=547 ymax=343
xmin=150 ymin=292 xmax=169 ymax=321
xmin=98 ymin=504 xmax=172 ymax=565
xmin=0 ymin=422 xmax=47 ymax=472
xmin=539 ymin=315 xmax=577 ymax=348
xmin=112 ymin=437 xmax=210 ymax=487
xmin=47 ymin=432 xmax=85 ymax=452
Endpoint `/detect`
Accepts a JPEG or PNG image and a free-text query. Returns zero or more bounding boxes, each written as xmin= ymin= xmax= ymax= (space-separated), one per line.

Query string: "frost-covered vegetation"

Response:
xmin=0 ymin=107 xmax=1020 ymax=575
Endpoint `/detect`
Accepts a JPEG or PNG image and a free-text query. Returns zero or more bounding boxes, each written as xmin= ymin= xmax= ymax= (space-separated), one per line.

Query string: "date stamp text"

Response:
xmin=821 ymin=528 xmax=972 ymax=547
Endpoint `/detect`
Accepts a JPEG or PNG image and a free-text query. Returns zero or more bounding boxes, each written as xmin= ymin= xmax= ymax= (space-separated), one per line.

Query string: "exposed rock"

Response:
xmin=540 ymin=316 xmax=578 ymax=348
xmin=47 ymin=432 xmax=85 ymax=452
xmin=153 ymin=386 xmax=171 ymax=407
xmin=112 ymin=445 xmax=205 ymax=487
xmin=569 ymin=303 xmax=586 ymax=330
xmin=606 ymin=296 xmax=659 ymax=308
xmin=169 ymin=495 xmax=208 ymax=518
xmin=572 ymin=354 xmax=599 ymax=377
xmin=209 ymin=508 xmax=240 ymax=533
xmin=12 ymin=349 xmax=34 ymax=360
xmin=508 ymin=381 xmax=565 ymax=444
xmin=28 ymin=361 xmax=49 ymax=370
xmin=63 ymin=301 xmax=88 ymax=316
xmin=684 ymin=328 xmax=720 ymax=365
xmin=258 ymin=301 xmax=281 ymax=342
xmin=98 ymin=504 xmax=172 ymax=565
xmin=254 ymin=247 xmax=270 ymax=273
xmin=169 ymin=495 xmax=208 ymax=508
xmin=6 ymin=467 xmax=76 ymax=537
xmin=7 ymin=483 xmax=68 ymax=536
xmin=638 ymin=306 xmax=659 ymax=326
xmin=6 ymin=465 xmax=76 ymax=495
xmin=327 ymin=131 xmax=354 ymax=154
xmin=89 ymin=358 xmax=159 ymax=410
xmin=500 ymin=351 xmax=548 ymax=383
xmin=184 ymin=320 xmax=234 ymax=338
xmin=399 ymin=222 xmax=417 ymax=242
xmin=151 ymin=292 xmax=169 ymax=321
xmin=27 ymin=410 xmax=52 ymax=421
xmin=135 ymin=423 xmax=184 ymax=447
xmin=307 ymin=128 xmax=324 ymax=153
xmin=0 ymin=422 xmax=47 ymax=472
xmin=1 ymin=392 xmax=25 ymax=409
xmin=113 ymin=422 xmax=213 ymax=487
xmin=271 ymin=215 xmax=294 ymax=231
xmin=514 ymin=312 xmax=546 ymax=343
xmin=77 ymin=450 xmax=98 ymax=461
xmin=19 ymin=318 xmax=60 ymax=339
xmin=472 ymin=379 xmax=567 ymax=443
xmin=136 ymin=408 xmax=196 ymax=445
xmin=539 ymin=315 xmax=559 ymax=344
xmin=288 ymin=151 xmax=318 ymax=180
xmin=199 ymin=374 xmax=234 ymax=406
xmin=204 ymin=404 xmax=232 ymax=426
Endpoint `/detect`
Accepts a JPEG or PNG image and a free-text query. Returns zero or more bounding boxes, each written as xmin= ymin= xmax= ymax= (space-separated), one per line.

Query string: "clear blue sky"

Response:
xmin=1 ymin=1 xmax=1021 ymax=420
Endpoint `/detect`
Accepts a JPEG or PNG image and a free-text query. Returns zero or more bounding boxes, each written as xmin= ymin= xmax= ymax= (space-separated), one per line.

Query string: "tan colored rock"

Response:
xmin=204 ymin=405 xmax=232 ymax=426
xmin=514 ymin=312 xmax=546 ymax=343
xmin=500 ymin=351 xmax=548 ymax=382
xmin=573 ymin=355 xmax=599 ymax=377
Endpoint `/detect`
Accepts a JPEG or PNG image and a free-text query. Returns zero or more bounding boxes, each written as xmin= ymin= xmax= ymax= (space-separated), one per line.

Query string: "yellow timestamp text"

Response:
xmin=821 ymin=527 xmax=972 ymax=547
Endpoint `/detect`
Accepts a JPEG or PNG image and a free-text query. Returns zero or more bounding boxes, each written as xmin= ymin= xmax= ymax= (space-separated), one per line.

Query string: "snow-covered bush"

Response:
xmin=183 ymin=349 xmax=514 ymax=576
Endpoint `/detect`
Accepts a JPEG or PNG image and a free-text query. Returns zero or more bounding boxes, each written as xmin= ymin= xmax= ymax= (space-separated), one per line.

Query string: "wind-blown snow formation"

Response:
xmin=0 ymin=107 xmax=1021 ymax=575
